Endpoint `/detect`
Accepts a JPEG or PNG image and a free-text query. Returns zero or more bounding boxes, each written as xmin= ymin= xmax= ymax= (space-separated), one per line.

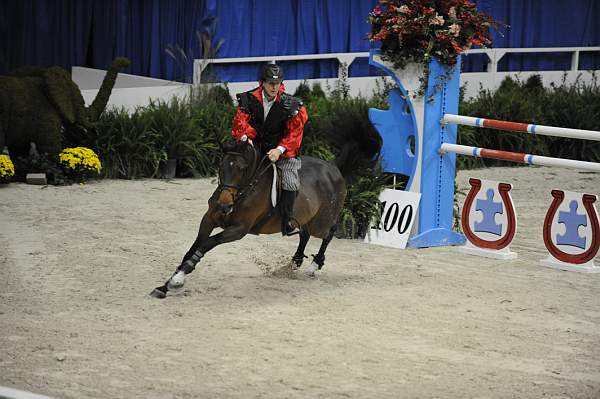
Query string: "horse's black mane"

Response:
xmin=222 ymin=140 xmax=248 ymax=154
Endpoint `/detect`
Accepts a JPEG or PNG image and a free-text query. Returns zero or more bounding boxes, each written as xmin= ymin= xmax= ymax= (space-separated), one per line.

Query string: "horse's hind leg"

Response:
xmin=291 ymin=229 xmax=310 ymax=269
xmin=306 ymin=225 xmax=337 ymax=277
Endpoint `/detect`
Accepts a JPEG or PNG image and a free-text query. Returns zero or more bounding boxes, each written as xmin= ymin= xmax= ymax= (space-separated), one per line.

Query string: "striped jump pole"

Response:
xmin=442 ymin=114 xmax=600 ymax=141
xmin=440 ymin=143 xmax=600 ymax=172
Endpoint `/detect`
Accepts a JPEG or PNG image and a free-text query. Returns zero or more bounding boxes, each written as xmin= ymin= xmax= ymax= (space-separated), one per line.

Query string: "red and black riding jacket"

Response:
xmin=231 ymin=84 xmax=308 ymax=158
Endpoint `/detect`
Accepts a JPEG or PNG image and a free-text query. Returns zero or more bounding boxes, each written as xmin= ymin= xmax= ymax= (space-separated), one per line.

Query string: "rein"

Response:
xmin=218 ymin=148 xmax=274 ymax=210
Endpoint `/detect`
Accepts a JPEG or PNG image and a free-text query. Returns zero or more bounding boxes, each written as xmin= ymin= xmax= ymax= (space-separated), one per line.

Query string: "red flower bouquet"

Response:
xmin=368 ymin=0 xmax=499 ymax=70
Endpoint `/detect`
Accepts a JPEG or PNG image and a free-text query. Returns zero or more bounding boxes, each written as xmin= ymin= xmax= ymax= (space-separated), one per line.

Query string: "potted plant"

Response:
xmin=58 ymin=147 xmax=102 ymax=183
xmin=366 ymin=0 xmax=500 ymax=248
xmin=144 ymin=98 xmax=198 ymax=179
xmin=368 ymin=0 xmax=499 ymax=96
xmin=0 ymin=149 xmax=15 ymax=184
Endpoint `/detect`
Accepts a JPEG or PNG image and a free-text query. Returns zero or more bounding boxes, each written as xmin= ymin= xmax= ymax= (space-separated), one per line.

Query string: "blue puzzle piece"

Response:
xmin=474 ymin=188 xmax=503 ymax=235
xmin=556 ymin=200 xmax=587 ymax=249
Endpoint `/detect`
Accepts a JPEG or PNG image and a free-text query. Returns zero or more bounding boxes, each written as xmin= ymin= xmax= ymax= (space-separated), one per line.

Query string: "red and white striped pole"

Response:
xmin=440 ymin=143 xmax=600 ymax=172
xmin=442 ymin=114 xmax=600 ymax=141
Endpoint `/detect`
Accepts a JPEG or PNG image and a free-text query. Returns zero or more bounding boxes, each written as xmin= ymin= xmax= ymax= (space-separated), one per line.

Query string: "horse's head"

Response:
xmin=217 ymin=140 xmax=259 ymax=214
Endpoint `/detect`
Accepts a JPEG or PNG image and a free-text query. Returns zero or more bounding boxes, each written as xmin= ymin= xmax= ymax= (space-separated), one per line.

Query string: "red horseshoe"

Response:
xmin=543 ymin=190 xmax=600 ymax=265
xmin=461 ymin=178 xmax=517 ymax=250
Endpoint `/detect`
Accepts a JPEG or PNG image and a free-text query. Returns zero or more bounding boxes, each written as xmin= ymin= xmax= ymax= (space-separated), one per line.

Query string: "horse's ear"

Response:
xmin=222 ymin=140 xmax=237 ymax=153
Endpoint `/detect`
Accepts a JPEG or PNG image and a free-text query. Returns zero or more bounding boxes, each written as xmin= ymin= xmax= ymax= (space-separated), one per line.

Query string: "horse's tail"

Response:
xmin=329 ymin=107 xmax=381 ymax=183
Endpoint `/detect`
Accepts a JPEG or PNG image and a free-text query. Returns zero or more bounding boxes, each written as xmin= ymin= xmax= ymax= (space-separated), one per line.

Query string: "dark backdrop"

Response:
xmin=1 ymin=0 xmax=598 ymax=82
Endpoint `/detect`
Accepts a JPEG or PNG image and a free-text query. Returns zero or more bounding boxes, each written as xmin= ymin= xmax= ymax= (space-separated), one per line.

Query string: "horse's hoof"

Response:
xmin=150 ymin=288 xmax=167 ymax=299
xmin=167 ymin=271 xmax=186 ymax=291
xmin=305 ymin=262 xmax=319 ymax=277
xmin=291 ymin=254 xmax=307 ymax=269
xmin=167 ymin=282 xmax=184 ymax=291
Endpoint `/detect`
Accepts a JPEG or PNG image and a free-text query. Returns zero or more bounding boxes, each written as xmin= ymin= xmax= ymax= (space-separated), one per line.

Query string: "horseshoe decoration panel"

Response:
xmin=459 ymin=178 xmax=518 ymax=259
xmin=541 ymin=190 xmax=600 ymax=272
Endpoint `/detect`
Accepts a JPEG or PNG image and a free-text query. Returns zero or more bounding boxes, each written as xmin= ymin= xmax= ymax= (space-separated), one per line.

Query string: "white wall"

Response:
xmin=72 ymin=64 xmax=599 ymax=112
xmin=72 ymin=66 xmax=191 ymax=112
xmin=80 ymin=85 xmax=192 ymax=113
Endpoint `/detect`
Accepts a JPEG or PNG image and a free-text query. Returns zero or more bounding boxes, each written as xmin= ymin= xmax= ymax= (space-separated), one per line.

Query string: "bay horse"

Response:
xmin=150 ymin=140 xmax=347 ymax=298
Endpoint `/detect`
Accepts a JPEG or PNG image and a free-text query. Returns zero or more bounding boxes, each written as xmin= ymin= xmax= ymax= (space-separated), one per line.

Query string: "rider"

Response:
xmin=231 ymin=63 xmax=308 ymax=236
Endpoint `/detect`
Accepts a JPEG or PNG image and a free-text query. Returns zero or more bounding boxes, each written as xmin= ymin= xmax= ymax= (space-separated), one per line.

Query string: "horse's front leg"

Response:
xmin=150 ymin=220 xmax=249 ymax=298
xmin=150 ymin=211 xmax=216 ymax=298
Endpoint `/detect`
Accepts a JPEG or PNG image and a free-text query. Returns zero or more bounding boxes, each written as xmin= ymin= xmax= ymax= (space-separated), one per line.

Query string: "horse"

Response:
xmin=150 ymin=140 xmax=348 ymax=298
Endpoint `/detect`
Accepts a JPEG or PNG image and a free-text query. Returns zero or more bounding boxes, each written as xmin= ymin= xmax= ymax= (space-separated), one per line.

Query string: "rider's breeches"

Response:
xmin=277 ymin=157 xmax=301 ymax=191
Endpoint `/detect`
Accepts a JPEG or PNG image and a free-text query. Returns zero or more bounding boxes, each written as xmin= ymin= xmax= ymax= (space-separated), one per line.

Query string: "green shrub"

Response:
xmin=300 ymin=91 xmax=388 ymax=238
xmin=93 ymin=108 xmax=164 ymax=179
xmin=90 ymin=86 xmax=235 ymax=179
xmin=144 ymin=98 xmax=196 ymax=161
xmin=457 ymin=74 xmax=600 ymax=169
xmin=68 ymin=72 xmax=600 ymax=239
xmin=338 ymin=166 xmax=393 ymax=238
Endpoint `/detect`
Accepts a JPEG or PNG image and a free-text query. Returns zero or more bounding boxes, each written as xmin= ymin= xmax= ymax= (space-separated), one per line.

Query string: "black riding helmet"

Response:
xmin=260 ymin=63 xmax=284 ymax=83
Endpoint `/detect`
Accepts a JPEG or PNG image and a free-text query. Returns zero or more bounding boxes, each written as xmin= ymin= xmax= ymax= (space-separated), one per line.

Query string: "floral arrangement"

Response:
xmin=59 ymin=147 xmax=102 ymax=181
xmin=0 ymin=154 xmax=15 ymax=182
xmin=368 ymin=0 xmax=498 ymax=71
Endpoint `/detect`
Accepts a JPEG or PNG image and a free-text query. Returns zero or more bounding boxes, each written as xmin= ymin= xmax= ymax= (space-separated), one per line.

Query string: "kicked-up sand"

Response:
xmin=1 ymin=166 xmax=599 ymax=399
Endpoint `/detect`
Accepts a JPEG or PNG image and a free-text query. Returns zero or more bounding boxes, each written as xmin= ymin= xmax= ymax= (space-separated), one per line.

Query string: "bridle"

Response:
xmin=218 ymin=146 xmax=273 ymax=209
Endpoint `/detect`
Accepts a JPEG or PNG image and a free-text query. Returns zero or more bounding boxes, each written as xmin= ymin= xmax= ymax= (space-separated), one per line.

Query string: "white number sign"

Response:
xmin=364 ymin=189 xmax=421 ymax=249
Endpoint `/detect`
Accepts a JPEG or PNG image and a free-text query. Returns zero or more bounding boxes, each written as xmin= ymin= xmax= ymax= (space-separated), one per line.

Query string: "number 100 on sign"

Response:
xmin=364 ymin=189 xmax=421 ymax=249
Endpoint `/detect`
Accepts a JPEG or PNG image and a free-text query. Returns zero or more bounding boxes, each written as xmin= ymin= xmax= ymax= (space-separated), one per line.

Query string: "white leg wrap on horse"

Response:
xmin=168 ymin=270 xmax=186 ymax=289
xmin=306 ymin=262 xmax=319 ymax=277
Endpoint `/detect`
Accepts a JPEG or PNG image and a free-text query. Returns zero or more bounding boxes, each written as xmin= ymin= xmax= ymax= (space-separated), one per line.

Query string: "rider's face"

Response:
xmin=263 ymin=80 xmax=281 ymax=101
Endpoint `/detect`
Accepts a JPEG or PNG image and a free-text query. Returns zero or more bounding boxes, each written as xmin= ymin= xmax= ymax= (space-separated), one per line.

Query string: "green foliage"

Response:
xmin=457 ymin=74 xmax=600 ymax=169
xmin=84 ymin=71 xmax=600 ymax=240
xmin=296 ymin=82 xmax=389 ymax=238
xmin=187 ymin=86 xmax=235 ymax=176
xmin=293 ymin=81 xmax=327 ymax=104
xmin=92 ymin=108 xmax=165 ymax=179
xmin=87 ymin=57 xmax=131 ymax=121
xmin=43 ymin=66 xmax=86 ymax=126
xmin=89 ymin=85 xmax=235 ymax=179
xmin=143 ymin=97 xmax=197 ymax=161
xmin=0 ymin=58 xmax=129 ymax=163
xmin=329 ymin=63 xmax=351 ymax=99
xmin=0 ymin=73 xmax=63 ymax=158
xmin=338 ymin=167 xmax=394 ymax=239
xmin=13 ymin=151 xmax=67 ymax=185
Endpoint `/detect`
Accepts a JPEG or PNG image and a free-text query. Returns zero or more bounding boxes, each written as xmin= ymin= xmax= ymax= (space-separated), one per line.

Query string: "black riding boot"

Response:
xmin=280 ymin=190 xmax=300 ymax=236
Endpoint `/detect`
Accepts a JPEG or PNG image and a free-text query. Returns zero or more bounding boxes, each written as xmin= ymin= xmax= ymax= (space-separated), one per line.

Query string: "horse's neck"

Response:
xmin=244 ymin=161 xmax=274 ymax=204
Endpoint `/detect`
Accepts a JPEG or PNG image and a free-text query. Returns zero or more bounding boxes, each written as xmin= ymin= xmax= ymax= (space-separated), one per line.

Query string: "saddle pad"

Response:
xmin=271 ymin=163 xmax=277 ymax=207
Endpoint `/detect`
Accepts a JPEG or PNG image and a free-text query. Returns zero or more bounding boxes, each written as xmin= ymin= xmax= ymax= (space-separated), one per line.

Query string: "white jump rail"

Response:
xmin=442 ymin=114 xmax=600 ymax=141
xmin=0 ymin=386 xmax=58 ymax=399
xmin=440 ymin=143 xmax=600 ymax=172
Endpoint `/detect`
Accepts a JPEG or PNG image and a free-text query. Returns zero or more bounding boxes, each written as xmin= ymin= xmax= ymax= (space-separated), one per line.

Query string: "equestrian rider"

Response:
xmin=231 ymin=63 xmax=308 ymax=236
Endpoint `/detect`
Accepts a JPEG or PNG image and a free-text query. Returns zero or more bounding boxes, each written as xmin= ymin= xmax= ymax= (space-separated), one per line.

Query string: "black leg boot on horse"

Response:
xmin=280 ymin=190 xmax=300 ymax=236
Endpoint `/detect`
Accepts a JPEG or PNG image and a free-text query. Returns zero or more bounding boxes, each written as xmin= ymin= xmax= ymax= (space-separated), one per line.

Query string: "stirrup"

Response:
xmin=284 ymin=226 xmax=301 ymax=236
xmin=283 ymin=217 xmax=301 ymax=236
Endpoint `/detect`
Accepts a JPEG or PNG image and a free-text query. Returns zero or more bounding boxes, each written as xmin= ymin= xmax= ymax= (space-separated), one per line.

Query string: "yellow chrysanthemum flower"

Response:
xmin=0 ymin=154 xmax=15 ymax=178
xmin=59 ymin=147 xmax=102 ymax=176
